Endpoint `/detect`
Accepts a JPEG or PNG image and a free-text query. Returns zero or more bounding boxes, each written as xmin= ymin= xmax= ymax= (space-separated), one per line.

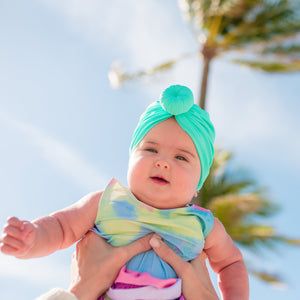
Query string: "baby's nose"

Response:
xmin=155 ymin=160 xmax=169 ymax=169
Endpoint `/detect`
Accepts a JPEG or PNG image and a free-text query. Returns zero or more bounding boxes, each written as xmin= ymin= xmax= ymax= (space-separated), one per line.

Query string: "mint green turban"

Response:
xmin=130 ymin=85 xmax=215 ymax=191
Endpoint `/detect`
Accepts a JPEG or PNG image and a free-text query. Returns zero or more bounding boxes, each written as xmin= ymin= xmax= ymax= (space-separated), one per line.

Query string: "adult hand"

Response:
xmin=150 ymin=235 xmax=219 ymax=300
xmin=69 ymin=231 xmax=153 ymax=300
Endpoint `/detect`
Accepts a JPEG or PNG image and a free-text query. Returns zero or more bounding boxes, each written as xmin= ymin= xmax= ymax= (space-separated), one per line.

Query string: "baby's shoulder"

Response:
xmin=204 ymin=217 xmax=231 ymax=249
xmin=189 ymin=205 xmax=214 ymax=238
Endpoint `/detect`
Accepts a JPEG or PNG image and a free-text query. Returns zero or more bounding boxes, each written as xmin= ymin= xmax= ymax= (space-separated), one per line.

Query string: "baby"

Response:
xmin=0 ymin=85 xmax=249 ymax=300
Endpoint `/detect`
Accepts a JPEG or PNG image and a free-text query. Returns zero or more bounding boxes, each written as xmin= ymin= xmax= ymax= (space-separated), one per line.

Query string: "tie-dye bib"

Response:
xmin=93 ymin=178 xmax=214 ymax=299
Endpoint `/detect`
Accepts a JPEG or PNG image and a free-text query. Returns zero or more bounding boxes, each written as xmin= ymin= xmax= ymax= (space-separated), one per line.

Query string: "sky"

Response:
xmin=0 ymin=0 xmax=299 ymax=299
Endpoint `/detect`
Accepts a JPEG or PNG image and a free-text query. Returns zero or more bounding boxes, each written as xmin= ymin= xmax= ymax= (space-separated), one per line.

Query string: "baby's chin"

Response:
xmin=137 ymin=196 xmax=187 ymax=210
xmin=130 ymin=191 xmax=167 ymax=209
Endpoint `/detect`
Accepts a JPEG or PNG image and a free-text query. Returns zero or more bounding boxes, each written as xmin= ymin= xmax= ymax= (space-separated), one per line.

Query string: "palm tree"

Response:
xmin=108 ymin=0 xmax=300 ymax=285
xmin=179 ymin=0 xmax=300 ymax=109
xmin=198 ymin=148 xmax=300 ymax=285
xmin=109 ymin=0 xmax=300 ymax=109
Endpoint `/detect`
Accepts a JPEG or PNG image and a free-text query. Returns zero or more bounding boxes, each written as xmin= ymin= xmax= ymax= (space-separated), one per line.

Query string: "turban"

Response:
xmin=130 ymin=85 xmax=215 ymax=191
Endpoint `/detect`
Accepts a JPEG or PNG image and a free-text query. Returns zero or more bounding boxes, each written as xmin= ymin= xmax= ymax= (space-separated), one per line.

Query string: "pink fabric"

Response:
xmin=115 ymin=266 xmax=178 ymax=289
xmin=107 ymin=280 xmax=182 ymax=300
xmin=113 ymin=282 xmax=147 ymax=289
xmin=192 ymin=204 xmax=211 ymax=213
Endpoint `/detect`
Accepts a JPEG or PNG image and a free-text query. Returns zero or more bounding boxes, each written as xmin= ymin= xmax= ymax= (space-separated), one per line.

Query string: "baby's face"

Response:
xmin=127 ymin=117 xmax=201 ymax=209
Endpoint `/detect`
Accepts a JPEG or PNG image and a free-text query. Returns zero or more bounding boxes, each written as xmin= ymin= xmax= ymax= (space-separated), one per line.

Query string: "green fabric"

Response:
xmin=130 ymin=85 xmax=215 ymax=190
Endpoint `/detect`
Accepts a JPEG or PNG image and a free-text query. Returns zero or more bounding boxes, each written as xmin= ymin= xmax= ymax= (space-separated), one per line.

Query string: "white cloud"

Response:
xmin=0 ymin=109 xmax=108 ymax=191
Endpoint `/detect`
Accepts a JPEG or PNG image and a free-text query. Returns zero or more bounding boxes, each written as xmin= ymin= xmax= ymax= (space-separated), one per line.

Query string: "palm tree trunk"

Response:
xmin=196 ymin=51 xmax=213 ymax=205
xmin=199 ymin=55 xmax=211 ymax=110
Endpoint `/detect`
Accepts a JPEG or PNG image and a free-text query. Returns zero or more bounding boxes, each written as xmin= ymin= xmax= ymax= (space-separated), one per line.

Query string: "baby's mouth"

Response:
xmin=150 ymin=176 xmax=169 ymax=184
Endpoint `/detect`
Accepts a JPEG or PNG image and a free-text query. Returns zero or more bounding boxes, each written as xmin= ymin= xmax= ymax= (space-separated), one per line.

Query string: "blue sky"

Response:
xmin=0 ymin=1 xmax=299 ymax=299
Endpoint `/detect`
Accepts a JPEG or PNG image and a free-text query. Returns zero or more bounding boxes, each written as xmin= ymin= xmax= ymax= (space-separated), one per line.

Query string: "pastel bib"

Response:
xmin=94 ymin=178 xmax=214 ymax=280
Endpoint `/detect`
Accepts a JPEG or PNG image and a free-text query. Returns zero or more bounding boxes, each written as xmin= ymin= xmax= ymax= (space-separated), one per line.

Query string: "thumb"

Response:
xmin=150 ymin=235 xmax=188 ymax=278
xmin=122 ymin=234 xmax=153 ymax=261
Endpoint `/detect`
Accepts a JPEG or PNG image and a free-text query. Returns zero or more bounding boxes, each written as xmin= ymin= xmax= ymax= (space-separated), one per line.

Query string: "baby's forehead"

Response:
xmin=142 ymin=118 xmax=191 ymax=139
xmin=140 ymin=119 xmax=199 ymax=154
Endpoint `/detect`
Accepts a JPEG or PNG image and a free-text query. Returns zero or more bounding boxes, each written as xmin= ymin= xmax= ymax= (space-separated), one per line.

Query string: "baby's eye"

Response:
xmin=145 ymin=148 xmax=157 ymax=153
xmin=176 ymin=155 xmax=188 ymax=162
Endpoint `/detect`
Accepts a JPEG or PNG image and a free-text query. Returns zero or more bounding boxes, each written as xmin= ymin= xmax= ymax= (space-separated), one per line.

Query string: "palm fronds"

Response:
xmin=232 ymin=59 xmax=300 ymax=72
xmin=193 ymin=148 xmax=300 ymax=284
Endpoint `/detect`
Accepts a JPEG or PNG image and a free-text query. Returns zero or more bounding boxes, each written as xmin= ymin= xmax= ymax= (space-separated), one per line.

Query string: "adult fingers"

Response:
xmin=76 ymin=231 xmax=116 ymax=265
xmin=190 ymin=252 xmax=212 ymax=282
xmin=150 ymin=238 xmax=219 ymax=300
xmin=190 ymin=251 xmax=208 ymax=269
xmin=75 ymin=231 xmax=98 ymax=259
xmin=190 ymin=252 xmax=219 ymax=299
xmin=120 ymin=234 xmax=153 ymax=263
xmin=76 ymin=232 xmax=152 ymax=267
xmin=149 ymin=235 xmax=190 ymax=278
xmin=80 ymin=231 xmax=110 ymax=252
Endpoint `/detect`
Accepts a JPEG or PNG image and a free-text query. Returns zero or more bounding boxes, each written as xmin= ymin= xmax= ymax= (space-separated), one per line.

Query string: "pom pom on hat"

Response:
xmin=160 ymin=85 xmax=194 ymax=115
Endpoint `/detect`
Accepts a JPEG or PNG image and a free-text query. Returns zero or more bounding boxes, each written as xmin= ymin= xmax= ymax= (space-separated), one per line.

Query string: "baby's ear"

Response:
xmin=194 ymin=191 xmax=198 ymax=198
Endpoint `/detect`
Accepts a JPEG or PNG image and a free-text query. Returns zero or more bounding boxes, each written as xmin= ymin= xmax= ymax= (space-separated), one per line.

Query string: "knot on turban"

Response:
xmin=130 ymin=85 xmax=215 ymax=190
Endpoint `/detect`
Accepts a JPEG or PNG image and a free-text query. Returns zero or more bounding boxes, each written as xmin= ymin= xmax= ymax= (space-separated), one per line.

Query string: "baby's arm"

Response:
xmin=204 ymin=218 xmax=249 ymax=300
xmin=0 ymin=191 xmax=102 ymax=259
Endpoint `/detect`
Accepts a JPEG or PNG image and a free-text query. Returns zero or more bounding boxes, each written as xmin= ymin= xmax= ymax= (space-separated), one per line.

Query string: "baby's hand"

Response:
xmin=0 ymin=217 xmax=37 ymax=258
